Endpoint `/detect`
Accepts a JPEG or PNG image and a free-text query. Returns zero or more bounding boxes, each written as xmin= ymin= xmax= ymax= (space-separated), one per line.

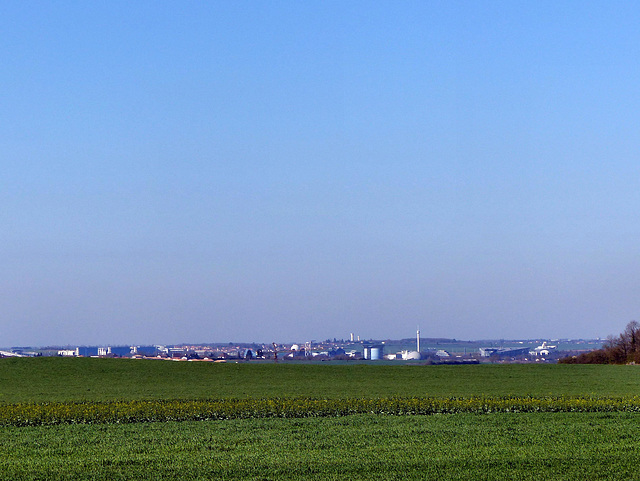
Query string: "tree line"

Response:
xmin=560 ymin=321 xmax=640 ymax=364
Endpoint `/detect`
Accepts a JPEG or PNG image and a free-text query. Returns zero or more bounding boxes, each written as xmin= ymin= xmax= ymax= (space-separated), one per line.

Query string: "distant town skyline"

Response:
xmin=2 ymin=336 xmax=602 ymax=364
xmin=2 ymin=334 xmax=605 ymax=352
xmin=3 ymin=2 xmax=639 ymax=347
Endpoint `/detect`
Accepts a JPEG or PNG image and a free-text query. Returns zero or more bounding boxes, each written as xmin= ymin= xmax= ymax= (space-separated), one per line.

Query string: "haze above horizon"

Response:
xmin=3 ymin=1 xmax=639 ymax=346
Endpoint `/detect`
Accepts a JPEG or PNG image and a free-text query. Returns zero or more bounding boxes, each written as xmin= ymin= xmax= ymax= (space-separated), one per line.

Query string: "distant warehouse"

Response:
xmin=479 ymin=347 xmax=530 ymax=358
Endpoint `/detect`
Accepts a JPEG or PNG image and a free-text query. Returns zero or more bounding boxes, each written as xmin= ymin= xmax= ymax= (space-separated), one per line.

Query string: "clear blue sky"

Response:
xmin=2 ymin=1 xmax=639 ymax=346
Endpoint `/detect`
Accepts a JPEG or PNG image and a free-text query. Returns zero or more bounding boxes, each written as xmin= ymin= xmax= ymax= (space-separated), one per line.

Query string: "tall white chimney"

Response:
xmin=417 ymin=327 xmax=420 ymax=353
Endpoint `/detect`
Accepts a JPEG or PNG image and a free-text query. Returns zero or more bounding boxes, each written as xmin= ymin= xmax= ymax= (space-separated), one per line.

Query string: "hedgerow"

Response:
xmin=2 ymin=396 xmax=640 ymax=426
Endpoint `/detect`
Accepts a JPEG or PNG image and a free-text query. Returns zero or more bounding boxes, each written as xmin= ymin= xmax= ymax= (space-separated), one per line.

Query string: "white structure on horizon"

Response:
xmin=530 ymin=341 xmax=557 ymax=357
xmin=98 ymin=347 xmax=111 ymax=356
xmin=417 ymin=327 xmax=420 ymax=353
xmin=304 ymin=341 xmax=313 ymax=357
xmin=0 ymin=350 xmax=25 ymax=357
xmin=401 ymin=350 xmax=421 ymax=360
xmin=58 ymin=348 xmax=79 ymax=357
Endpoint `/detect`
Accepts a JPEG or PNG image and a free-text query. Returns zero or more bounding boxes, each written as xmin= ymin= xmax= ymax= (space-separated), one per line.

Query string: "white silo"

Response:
xmin=364 ymin=344 xmax=384 ymax=360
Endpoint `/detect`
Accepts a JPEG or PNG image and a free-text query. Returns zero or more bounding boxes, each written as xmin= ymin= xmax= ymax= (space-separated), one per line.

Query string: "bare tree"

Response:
xmin=623 ymin=321 xmax=640 ymax=355
xmin=562 ymin=321 xmax=640 ymax=364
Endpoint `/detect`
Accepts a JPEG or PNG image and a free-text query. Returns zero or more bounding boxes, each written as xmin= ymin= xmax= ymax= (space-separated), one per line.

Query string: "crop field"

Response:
xmin=2 ymin=358 xmax=640 ymax=479
xmin=2 ymin=357 xmax=640 ymax=402
xmin=3 ymin=413 xmax=640 ymax=480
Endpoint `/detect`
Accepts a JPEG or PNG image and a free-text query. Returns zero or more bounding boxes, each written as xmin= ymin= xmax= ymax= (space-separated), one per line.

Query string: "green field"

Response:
xmin=2 ymin=413 xmax=640 ymax=480
xmin=2 ymin=358 xmax=640 ymax=479
xmin=2 ymin=357 xmax=640 ymax=402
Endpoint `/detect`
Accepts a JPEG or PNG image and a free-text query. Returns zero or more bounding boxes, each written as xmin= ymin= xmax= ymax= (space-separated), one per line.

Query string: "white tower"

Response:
xmin=417 ymin=327 xmax=420 ymax=353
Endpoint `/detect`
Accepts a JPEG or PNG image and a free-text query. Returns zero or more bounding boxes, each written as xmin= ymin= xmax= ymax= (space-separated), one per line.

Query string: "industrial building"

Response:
xmin=363 ymin=344 xmax=384 ymax=360
xmin=479 ymin=347 xmax=530 ymax=358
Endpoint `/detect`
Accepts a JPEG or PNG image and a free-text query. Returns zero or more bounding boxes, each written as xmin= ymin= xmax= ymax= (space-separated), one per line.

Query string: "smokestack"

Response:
xmin=417 ymin=327 xmax=420 ymax=353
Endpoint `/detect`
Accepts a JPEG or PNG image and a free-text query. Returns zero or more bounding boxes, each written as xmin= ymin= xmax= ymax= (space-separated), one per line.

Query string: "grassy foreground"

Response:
xmin=2 ymin=357 xmax=640 ymax=402
xmin=3 ymin=358 xmax=640 ymax=479
xmin=2 ymin=412 xmax=640 ymax=480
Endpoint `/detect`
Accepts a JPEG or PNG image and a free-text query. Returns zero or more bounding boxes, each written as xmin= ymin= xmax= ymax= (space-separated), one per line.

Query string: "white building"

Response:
xmin=530 ymin=342 xmax=557 ymax=357
xmin=58 ymin=348 xmax=79 ymax=357
xmin=401 ymin=350 xmax=422 ymax=360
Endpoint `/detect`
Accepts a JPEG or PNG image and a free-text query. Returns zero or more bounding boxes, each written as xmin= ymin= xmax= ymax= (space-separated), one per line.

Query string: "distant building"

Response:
xmin=530 ymin=342 xmax=557 ymax=357
xmin=131 ymin=345 xmax=159 ymax=356
xmin=58 ymin=348 xmax=79 ymax=357
xmin=401 ymin=350 xmax=421 ymax=360
xmin=0 ymin=350 xmax=26 ymax=357
xmin=363 ymin=344 xmax=384 ymax=360
xmin=96 ymin=346 xmax=132 ymax=357
xmin=479 ymin=347 xmax=530 ymax=358
xmin=167 ymin=347 xmax=187 ymax=358
xmin=76 ymin=346 xmax=99 ymax=357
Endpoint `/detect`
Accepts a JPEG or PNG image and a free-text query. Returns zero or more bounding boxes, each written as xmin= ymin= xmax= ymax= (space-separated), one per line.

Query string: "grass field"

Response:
xmin=2 ymin=357 xmax=640 ymax=402
xmin=2 ymin=358 xmax=640 ymax=479
xmin=2 ymin=413 xmax=640 ymax=480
